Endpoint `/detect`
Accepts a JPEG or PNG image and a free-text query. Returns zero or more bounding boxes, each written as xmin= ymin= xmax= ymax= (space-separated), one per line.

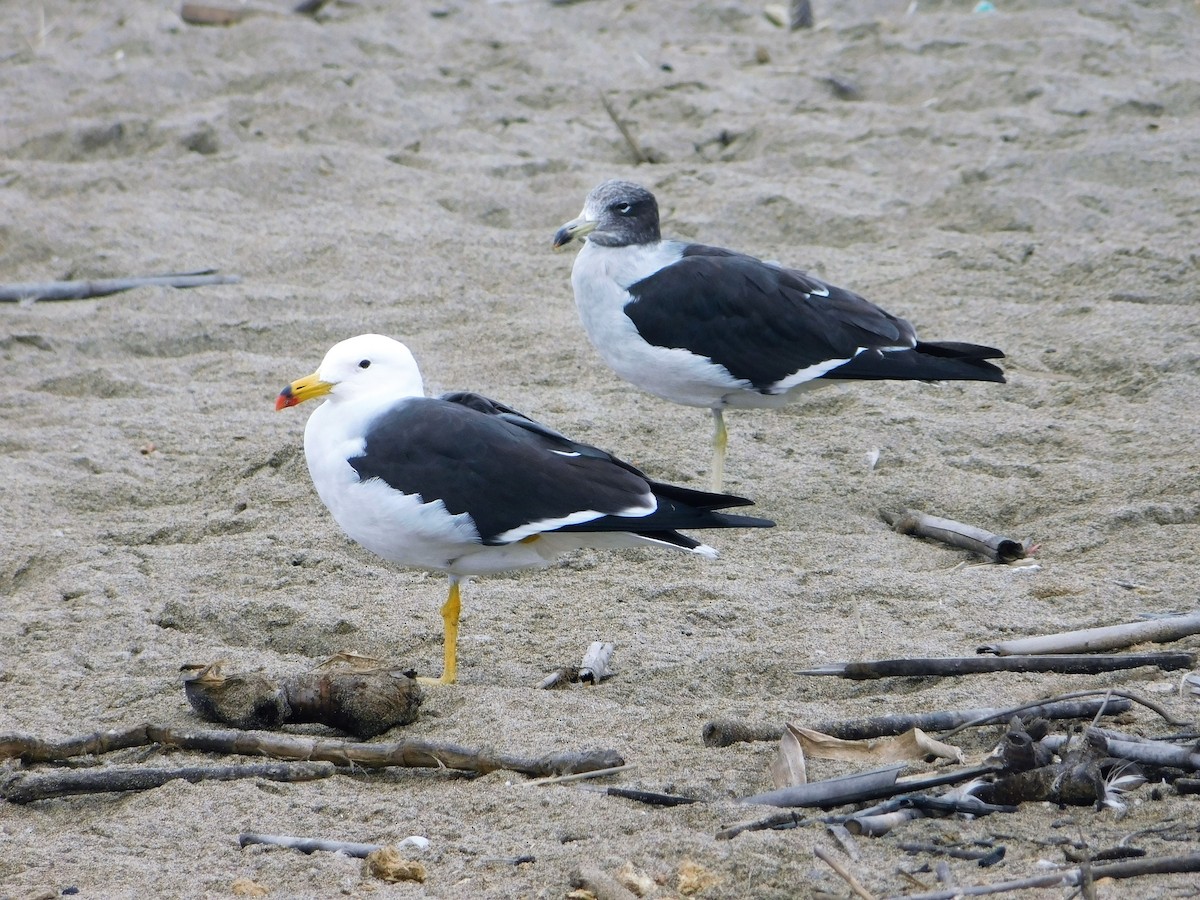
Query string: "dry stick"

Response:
xmin=798 ymin=652 xmax=1195 ymax=680
xmin=978 ymin=611 xmax=1200 ymax=656
xmin=598 ymin=93 xmax=650 ymax=165
xmin=815 ymin=846 xmax=877 ymax=900
xmin=239 ymin=834 xmax=384 ymax=858
xmin=0 ymin=271 xmax=241 ymax=302
xmin=882 ymin=852 xmax=1200 ymax=900
xmin=0 ymin=724 xmax=623 ymax=777
xmin=938 ymin=689 xmax=1189 ymax=739
xmin=702 ymin=698 xmax=1132 ymax=747
xmin=2 ymin=761 xmax=334 ymax=804
xmin=880 ymin=509 xmax=1028 ymax=562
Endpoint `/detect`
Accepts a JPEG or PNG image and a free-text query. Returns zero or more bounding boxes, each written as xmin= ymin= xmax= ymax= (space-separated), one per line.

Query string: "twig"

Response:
xmin=0 ymin=723 xmax=624 ymax=777
xmin=598 ymin=92 xmax=650 ymax=165
xmin=717 ymin=810 xmax=812 ymax=840
xmin=881 ymin=509 xmax=1028 ymax=562
xmin=798 ymin=652 xmax=1194 ymax=679
xmin=1 ymin=761 xmax=334 ymax=804
xmin=815 ymin=846 xmax=877 ymax=900
xmin=702 ymin=698 xmax=1131 ymax=746
xmin=882 ymin=852 xmax=1200 ymax=899
xmin=527 ymin=763 xmax=632 ymax=786
xmin=0 ymin=271 xmax=241 ymax=303
xmin=938 ymin=689 xmax=1188 ymax=738
xmin=978 ymin=611 xmax=1200 ymax=656
xmin=604 ymin=786 xmax=700 ymax=807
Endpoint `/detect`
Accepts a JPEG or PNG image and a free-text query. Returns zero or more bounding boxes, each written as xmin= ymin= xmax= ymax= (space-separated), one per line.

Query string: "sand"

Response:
xmin=2 ymin=0 xmax=1199 ymax=896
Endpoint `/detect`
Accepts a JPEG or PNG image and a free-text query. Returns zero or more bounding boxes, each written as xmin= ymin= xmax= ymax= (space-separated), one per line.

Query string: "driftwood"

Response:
xmin=701 ymin=697 xmax=1132 ymax=746
xmin=2 ymin=761 xmax=333 ymax=804
xmin=0 ymin=724 xmax=623 ymax=777
xmin=880 ymin=509 xmax=1029 ymax=562
xmin=605 ymin=786 xmax=699 ymax=807
xmin=797 ymin=652 xmax=1194 ymax=679
xmin=741 ymin=763 xmax=995 ymax=809
xmin=0 ymin=271 xmax=240 ymax=303
xmin=885 ymin=852 xmax=1200 ymax=900
xmin=978 ymin=611 xmax=1200 ymax=656
xmin=183 ymin=662 xmax=422 ymax=739
xmin=238 ymin=833 xmax=427 ymax=858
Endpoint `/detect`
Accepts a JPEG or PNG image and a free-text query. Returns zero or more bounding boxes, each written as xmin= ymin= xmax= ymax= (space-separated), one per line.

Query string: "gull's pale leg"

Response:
xmin=710 ymin=407 xmax=728 ymax=492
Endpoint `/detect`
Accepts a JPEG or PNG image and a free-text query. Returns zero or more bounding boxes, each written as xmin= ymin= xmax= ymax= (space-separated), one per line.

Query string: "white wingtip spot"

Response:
xmin=693 ymin=543 xmax=719 ymax=560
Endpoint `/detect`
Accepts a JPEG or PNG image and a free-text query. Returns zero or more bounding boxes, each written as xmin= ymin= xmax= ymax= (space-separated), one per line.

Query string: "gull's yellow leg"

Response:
xmin=710 ymin=407 xmax=728 ymax=492
xmin=419 ymin=578 xmax=461 ymax=685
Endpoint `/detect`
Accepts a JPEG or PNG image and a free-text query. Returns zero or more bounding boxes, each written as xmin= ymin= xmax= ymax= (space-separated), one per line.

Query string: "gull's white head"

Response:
xmin=276 ymin=334 xmax=425 ymax=410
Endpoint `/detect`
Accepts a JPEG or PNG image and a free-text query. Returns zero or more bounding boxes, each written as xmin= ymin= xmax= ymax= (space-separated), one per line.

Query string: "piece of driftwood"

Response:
xmin=239 ymin=833 xmax=428 ymax=859
xmin=885 ymin=851 xmax=1200 ymax=900
xmin=1 ymin=761 xmax=334 ymax=804
xmin=183 ymin=662 xmax=422 ymax=739
xmin=798 ymin=652 xmax=1194 ymax=680
xmin=939 ymin=688 xmax=1187 ymax=738
xmin=741 ymin=763 xmax=996 ymax=809
xmin=701 ymin=698 xmax=1132 ymax=746
xmin=238 ymin=833 xmax=424 ymax=858
xmin=605 ymin=786 xmax=699 ymax=807
xmin=880 ymin=509 xmax=1030 ymax=562
xmin=978 ymin=611 xmax=1200 ymax=656
xmin=897 ymin=842 xmax=1005 ymax=864
xmin=0 ymin=270 xmax=241 ymax=302
xmin=0 ymin=724 xmax=623 ymax=777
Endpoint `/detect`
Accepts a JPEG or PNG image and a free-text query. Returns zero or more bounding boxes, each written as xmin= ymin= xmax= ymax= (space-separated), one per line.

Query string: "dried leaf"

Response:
xmin=785 ymin=724 xmax=965 ymax=766
xmin=770 ymin=723 xmax=808 ymax=788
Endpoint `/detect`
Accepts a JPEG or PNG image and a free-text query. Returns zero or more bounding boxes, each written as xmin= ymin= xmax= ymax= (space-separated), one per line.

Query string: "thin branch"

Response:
xmin=938 ymin=689 xmax=1189 ymax=739
xmin=815 ymin=846 xmax=877 ymax=900
xmin=0 ymin=271 xmax=241 ymax=303
xmin=598 ymin=92 xmax=650 ymax=165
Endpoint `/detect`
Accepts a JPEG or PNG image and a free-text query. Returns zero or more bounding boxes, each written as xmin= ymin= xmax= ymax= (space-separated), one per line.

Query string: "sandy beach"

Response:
xmin=2 ymin=0 xmax=1199 ymax=897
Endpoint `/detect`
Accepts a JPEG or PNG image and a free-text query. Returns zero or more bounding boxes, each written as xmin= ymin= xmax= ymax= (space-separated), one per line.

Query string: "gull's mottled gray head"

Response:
xmin=553 ymin=180 xmax=661 ymax=249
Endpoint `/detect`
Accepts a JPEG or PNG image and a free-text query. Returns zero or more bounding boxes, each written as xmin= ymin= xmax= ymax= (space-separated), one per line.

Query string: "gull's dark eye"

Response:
xmin=615 ymin=202 xmax=633 ymax=214
xmin=358 ymin=359 xmax=371 ymax=369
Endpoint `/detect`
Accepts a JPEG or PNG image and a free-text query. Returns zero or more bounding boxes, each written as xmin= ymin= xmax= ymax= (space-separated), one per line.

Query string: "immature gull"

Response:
xmin=276 ymin=334 xmax=774 ymax=684
xmin=553 ymin=180 xmax=1006 ymax=490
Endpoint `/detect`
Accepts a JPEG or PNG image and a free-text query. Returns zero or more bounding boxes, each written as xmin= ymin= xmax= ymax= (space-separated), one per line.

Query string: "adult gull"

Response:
xmin=276 ymin=334 xmax=774 ymax=684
